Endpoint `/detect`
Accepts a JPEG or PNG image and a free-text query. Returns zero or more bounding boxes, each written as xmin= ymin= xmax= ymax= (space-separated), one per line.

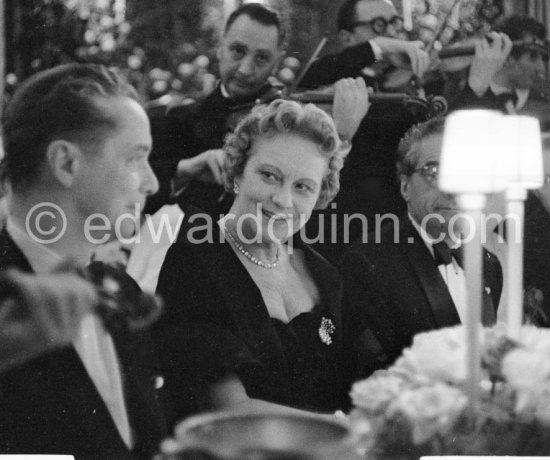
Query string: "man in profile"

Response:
xmin=341 ymin=117 xmax=503 ymax=378
xmin=0 ymin=63 xmax=166 ymax=458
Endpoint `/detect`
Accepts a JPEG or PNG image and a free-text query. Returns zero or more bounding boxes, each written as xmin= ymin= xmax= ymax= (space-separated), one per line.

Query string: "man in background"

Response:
xmin=341 ymin=117 xmax=503 ymax=378
xmin=147 ymin=2 xmax=368 ymax=219
xmin=299 ymin=0 xmax=429 ymax=89
xmin=147 ymin=3 xmax=285 ymax=216
xmin=450 ymin=15 xmax=547 ymax=115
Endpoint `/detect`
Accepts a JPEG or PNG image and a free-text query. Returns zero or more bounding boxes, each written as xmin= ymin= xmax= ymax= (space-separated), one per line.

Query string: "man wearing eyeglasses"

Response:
xmin=341 ymin=117 xmax=503 ymax=378
xmin=299 ymin=0 xmax=429 ymax=89
xmin=451 ymin=15 xmax=548 ymax=115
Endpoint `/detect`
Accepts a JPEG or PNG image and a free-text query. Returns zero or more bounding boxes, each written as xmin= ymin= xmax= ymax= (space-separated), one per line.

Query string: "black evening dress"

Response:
xmin=152 ymin=222 xmax=347 ymax=423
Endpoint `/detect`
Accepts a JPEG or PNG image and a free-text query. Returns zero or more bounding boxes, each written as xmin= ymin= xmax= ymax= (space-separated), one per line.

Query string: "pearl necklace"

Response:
xmin=224 ymin=225 xmax=280 ymax=269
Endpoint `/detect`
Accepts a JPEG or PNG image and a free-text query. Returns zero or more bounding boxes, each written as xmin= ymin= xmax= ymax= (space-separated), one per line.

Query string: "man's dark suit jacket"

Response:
xmin=0 ymin=229 xmax=168 ymax=459
xmin=521 ymin=191 xmax=550 ymax=325
xmin=147 ymin=83 xmax=275 ymax=216
xmin=341 ymin=216 xmax=503 ymax=378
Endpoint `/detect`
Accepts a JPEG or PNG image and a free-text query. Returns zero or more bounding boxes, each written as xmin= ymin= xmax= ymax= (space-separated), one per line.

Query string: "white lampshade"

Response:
xmin=439 ymin=110 xmax=510 ymax=194
xmin=439 ymin=110 xmax=544 ymax=194
xmin=500 ymin=115 xmax=543 ymax=189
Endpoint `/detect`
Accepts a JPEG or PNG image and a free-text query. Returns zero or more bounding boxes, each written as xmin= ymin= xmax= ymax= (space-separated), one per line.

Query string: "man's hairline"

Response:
xmin=354 ymin=0 xmax=398 ymax=23
xmin=224 ymin=13 xmax=284 ymax=48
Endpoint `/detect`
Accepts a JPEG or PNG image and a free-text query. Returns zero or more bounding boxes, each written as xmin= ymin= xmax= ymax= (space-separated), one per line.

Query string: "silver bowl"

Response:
xmin=160 ymin=410 xmax=360 ymax=460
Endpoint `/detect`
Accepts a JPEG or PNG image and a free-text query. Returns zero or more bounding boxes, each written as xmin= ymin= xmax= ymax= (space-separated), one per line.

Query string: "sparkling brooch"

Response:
xmin=318 ymin=317 xmax=335 ymax=345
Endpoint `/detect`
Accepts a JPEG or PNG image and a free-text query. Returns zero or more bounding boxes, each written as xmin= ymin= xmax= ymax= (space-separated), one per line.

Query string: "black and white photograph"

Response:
xmin=1 ymin=0 xmax=550 ymax=458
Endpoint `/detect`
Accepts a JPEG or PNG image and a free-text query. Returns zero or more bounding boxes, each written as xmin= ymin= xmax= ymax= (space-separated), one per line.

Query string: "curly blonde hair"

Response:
xmin=223 ymin=99 xmax=348 ymax=209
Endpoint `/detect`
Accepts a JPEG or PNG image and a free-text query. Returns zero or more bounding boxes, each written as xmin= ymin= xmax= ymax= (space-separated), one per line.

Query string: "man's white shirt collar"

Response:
xmin=220 ymin=83 xmax=231 ymax=98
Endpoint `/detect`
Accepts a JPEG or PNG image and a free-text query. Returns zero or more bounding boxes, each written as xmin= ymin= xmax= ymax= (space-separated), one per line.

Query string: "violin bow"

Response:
xmin=286 ymin=36 xmax=328 ymax=95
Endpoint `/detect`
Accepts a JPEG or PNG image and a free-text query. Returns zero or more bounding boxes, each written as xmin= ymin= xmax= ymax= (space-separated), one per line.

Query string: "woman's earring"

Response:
xmin=233 ymin=182 xmax=240 ymax=195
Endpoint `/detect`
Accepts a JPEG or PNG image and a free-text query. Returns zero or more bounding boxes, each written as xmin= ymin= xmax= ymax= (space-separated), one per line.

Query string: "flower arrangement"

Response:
xmin=350 ymin=324 xmax=550 ymax=457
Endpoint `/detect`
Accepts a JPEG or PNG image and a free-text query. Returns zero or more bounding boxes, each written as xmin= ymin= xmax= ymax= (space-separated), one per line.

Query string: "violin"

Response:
xmin=225 ymin=81 xmax=448 ymax=133
xmin=290 ymin=87 xmax=447 ymax=121
xmin=379 ymin=37 xmax=550 ymax=93
xmin=224 ymin=84 xmax=286 ymax=131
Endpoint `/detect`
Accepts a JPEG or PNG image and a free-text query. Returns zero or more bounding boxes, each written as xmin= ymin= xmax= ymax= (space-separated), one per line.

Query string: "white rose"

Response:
xmin=389 ymin=383 xmax=468 ymax=444
xmin=502 ymin=348 xmax=550 ymax=391
xmin=350 ymin=371 xmax=406 ymax=415
xmin=518 ymin=326 xmax=550 ymax=355
xmin=392 ymin=326 xmax=468 ymax=384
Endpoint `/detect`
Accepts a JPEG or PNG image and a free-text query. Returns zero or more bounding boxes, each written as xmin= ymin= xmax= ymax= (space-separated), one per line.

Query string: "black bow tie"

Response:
xmin=433 ymin=242 xmax=464 ymax=269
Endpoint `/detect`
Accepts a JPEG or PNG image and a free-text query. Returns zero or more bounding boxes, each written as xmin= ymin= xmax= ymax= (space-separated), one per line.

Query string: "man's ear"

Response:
xmin=400 ymin=174 xmax=410 ymax=202
xmin=338 ymin=29 xmax=355 ymax=48
xmin=45 ymin=140 xmax=82 ymax=188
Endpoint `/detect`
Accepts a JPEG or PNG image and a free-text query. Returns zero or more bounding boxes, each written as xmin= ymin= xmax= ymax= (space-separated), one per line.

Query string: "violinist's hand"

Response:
xmin=0 ymin=269 xmax=98 ymax=371
xmin=332 ymin=77 xmax=370 ymax=142
xmin=175 ymin=148 xmax=226 ymax=189
xmin=468 ymin=32 xmax=513 ymax=97
xmin=373 ymin=37 xmax=430 ymax=78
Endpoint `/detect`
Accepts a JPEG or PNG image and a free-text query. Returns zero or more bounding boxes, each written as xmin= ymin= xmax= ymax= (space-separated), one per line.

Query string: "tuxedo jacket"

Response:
xmin=146 ymin=83 xmax=275 ymax=215
xmin=522 ymin=192 xmax=550 ymax=325
xmin=0 ymin=229 xmax=168 ymax=459
xmin=341 ymin=217 xmax=503 ymax=377
xmin=153 ymin=223 xmax=348 ymax=416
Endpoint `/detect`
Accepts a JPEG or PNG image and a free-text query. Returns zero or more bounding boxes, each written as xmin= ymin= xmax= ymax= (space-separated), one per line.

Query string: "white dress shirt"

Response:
xmin=409 ymin=215 xmax=468 ymax=324
xmin=6 ymin=219 xmax=134 ymax=448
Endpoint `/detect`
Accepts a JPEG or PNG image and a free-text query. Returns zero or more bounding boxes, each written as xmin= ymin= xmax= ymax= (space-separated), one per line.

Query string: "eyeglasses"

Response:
xmin=414 ymin=163 xmax=439 ymax=187
xmin=351 ymin=15 xmax=403 ymax=35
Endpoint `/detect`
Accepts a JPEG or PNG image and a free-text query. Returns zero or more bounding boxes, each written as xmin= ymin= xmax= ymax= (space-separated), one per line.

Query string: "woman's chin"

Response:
xmin=265 ymin=221 xmax=303 ymax=244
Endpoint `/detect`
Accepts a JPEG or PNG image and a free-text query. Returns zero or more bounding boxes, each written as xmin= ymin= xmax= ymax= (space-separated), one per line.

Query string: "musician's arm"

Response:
xmin=173 ymin=149 xmax=226 ymax=192
xmin=146 ymin=103 xmax=203 ymax=214
xmin=298 ymin=42 xmax=377 ymax=89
